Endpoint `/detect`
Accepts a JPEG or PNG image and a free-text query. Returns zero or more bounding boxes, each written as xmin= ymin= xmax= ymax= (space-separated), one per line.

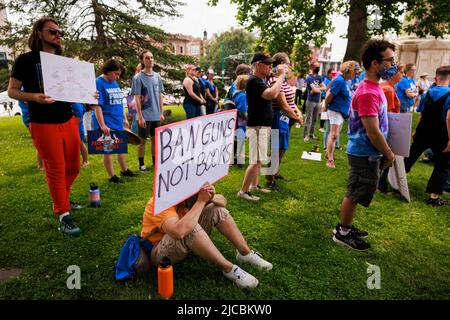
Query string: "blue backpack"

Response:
xmin=114 ymin=235 xmax=154 ymax=281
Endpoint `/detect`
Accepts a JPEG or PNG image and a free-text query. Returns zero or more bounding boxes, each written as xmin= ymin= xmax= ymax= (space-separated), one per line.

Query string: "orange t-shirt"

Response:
xmin=140 ymin=198 xmax=188 ymax=245
xmin=381 ymin=81 xmax=400 ymax=113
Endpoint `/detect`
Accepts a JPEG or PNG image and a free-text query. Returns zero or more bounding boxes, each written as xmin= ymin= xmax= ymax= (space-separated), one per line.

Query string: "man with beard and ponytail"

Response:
xmin=140 ymin=182 xmax=273 ymax=289
xmin=332 ymin=40 xmax=396 ymax=251
xmin=8 ymin=17 xmax=85 ymax=236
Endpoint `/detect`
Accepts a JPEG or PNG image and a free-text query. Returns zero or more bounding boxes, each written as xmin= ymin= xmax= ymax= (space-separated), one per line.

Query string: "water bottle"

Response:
xmin=157 ymin=257 xmax=173 ymax=300
xmin=89 ymin=182 xmax=100 ymax=207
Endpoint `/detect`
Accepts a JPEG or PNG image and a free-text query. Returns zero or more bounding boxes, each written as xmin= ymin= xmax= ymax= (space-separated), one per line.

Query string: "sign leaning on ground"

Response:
xmin=153 ymin=110 xmax=237 ymax=215
xmin=40 ymin=52 xmax=97 ymax=105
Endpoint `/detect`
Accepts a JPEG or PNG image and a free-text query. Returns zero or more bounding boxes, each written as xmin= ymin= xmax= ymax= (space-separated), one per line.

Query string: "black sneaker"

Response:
xmin=333 ymin=229 xmax=371 ymax=251
xmin=109 ymin=175 xmax=124 ymax=183
xmin=58 ymin=215 xmax=82 ymax=236
xmin=265 ymin=181 xmax=278 ymax=191
xmin=426 ymin=197 xmax=449 ymax=206
xmin=69 ymin=201 xmax=83 ymax=210
xmin=333 ymin=224 xmax=368 ymax=238
xmin=274 ymin=174 xmax=285 ymax=180
xmin=120 ymin=169 xmax=136 ymax=177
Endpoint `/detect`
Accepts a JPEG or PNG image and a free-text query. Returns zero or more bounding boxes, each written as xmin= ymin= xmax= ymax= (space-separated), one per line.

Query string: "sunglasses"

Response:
xmin=43 ymin=28 xmax=64 ymax=37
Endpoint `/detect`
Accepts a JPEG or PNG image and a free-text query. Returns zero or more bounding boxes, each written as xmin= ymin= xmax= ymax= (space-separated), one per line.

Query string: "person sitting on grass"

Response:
xmin=140 ymin=182 xmax=273 ymax=289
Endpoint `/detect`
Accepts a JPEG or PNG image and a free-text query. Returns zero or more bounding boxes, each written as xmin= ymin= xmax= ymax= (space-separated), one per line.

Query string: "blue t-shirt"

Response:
xmin=358 ymin=70 xmax=366 ymax=82
xmin=328 ymin=74 xmax=352 ymax=117
xmin=233 ymin=90 xmax=247 ymax=129
xmin=72 ymin=103 xmax=86 ymax=140
xmin=18 ymin=100 xmax=29 ymax=128
xmin=228 ymin=81 xmax=236 ymax=98
xmin=305 ymin=74 xmax=322 ymax=102
xmin=92 ymin=76 xmax=124 ymax=131
xmin=130 ymin=71 xmax=164 ymax=122
xmin=198 ymin=77 xmax=207 ymax=96
xmin=396 ymin=76 xmax=416 ymax=107
xmin=322 ymin=77 xmax=331 ymax=99
xmin=416 ymin=86 xmax=450 ymax=122
xmin=205 ymin=79 xmax=216 ymax=97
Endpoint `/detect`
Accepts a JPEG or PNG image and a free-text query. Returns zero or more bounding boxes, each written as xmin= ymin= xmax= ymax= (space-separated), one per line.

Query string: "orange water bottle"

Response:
xmin=158 ymin=257 xmax=173 ymax=299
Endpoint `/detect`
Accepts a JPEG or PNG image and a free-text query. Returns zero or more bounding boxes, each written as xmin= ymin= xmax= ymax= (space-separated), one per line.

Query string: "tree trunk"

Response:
xmin=91 ymin=0 xmax=105 ymax=45
xmin=343 ymin=0 xmax=368 ymax=62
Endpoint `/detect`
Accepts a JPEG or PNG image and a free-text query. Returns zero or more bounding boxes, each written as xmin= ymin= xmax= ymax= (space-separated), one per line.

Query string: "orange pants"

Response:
xmin=30 ymin=116 xmax=81 ymax=215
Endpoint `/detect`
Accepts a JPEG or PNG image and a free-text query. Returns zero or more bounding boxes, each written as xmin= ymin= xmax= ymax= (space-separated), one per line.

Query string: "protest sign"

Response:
xmin=153 ymin=110 xmax=237 ymax=215
xmin=40 ymin=52 xmax=97 ymax=105
xmin=87 ymin=130 xmax=127 ymax=154
xmin=388 ymin=155 xmax=411 ymax=202
xmin=387 ymin=113 xmax=412 ymax=157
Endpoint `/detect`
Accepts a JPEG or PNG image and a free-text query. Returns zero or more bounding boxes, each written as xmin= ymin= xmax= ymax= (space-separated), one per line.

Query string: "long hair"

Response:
xmin=139 ymin=50 xmax=152 ymax=69
xmin=28 ymin=17 xmax=62 ymax=55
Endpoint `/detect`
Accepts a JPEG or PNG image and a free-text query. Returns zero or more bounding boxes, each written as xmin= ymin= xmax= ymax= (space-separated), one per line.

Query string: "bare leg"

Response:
xmin=339 ymin=196 xmax=357 ymax=226
xmin=117 ymin=153 xmax=128 ymax=172
xmin=241 ymin=163 xmax=260 ymax=192
xmin=190 ymin=229 xmax=234 ymax=273
xmin=216 ymin=215 xmax=251 ymax=256
xmin=103 ymin=154 xmax=115 ymax=178
xmin=80 ymin=142 xmax=89 ymax=163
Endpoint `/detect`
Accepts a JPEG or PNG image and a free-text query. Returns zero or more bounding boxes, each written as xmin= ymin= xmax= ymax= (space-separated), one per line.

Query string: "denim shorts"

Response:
xmin=346 ymin=154 xmax=381 ymax=207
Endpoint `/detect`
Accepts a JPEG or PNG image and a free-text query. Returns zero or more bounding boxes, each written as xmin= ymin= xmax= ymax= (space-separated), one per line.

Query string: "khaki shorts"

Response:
xmin=150 ymin=203 xmax=229 ymax=266
xmin=247 ymin=126 xmax=271 ymax=164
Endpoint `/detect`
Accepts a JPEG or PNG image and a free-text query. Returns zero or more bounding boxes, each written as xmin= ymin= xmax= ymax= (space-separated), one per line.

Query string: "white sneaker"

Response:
xmin=223 ymin=265 xmax=259 ymax=289
xmin=236 ymin=250 xmax=273 ymax=271
xmin=139 ymin=165 xmax=149 ymax=172
xmin=250 ymin=185 xmax=271 ymax=194
xmin=303 ymin=136 xmax=310 ymax=142
xmin=319 ymin=128 xmax=325 ymax=133
xmin=237 ymin=191 xmax=260 ymax=202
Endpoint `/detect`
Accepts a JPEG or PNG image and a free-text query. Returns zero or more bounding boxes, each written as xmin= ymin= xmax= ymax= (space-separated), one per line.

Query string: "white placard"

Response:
xmin=301 ymin=151 xmax=322 ymax=161
xmin=388 ymin=155 xmax=410 ymax=202
xmin=153 ymin=110 xmax=237 ymax=215
xmin=387 ymin=113 xmax=412 ymax=157
xmin=40 ymin=52 xmax=97 ymax=105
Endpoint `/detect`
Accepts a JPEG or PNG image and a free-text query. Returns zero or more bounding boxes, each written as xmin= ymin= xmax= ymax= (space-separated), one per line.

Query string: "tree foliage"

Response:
xmin=0 ymin=0 xmax=192 ymax=91
xmin=200 ymin=27 xmax=256 ymax=79
xmin=209 ymin=0 xmax=449 ymax=70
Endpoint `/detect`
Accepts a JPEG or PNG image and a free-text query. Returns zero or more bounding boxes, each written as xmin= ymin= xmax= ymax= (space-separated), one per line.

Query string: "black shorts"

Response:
xmin=138 ymin=121 xmax=161 ymax=138
xmin=346 ymin=154 xmax=381 ymax=207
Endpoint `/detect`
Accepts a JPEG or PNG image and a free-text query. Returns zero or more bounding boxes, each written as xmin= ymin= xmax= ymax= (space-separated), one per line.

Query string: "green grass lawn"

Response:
xmin=0 ymin=106 xmax=448 ymax=300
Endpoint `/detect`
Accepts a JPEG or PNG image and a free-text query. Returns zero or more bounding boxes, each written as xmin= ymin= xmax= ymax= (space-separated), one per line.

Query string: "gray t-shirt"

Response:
xmin=130 ymin=71 xmax=164 ymax=121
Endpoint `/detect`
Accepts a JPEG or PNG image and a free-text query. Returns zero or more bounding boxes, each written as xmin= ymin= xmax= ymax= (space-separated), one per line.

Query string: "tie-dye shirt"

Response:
xmin=347 ymin=80 xmax=388 ymax=157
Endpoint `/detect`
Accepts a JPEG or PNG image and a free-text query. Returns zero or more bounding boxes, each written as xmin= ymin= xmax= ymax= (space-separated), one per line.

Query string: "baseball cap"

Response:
xmin=251 ymin=52 xmax=274 ymax=65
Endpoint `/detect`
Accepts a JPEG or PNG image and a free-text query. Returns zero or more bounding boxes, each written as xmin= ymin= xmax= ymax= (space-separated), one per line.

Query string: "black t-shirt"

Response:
xmin=11 ymin=51 xmax=73 ymax=124
xmin=183 ymin=78 xmax=201 ymax=106
xmin=246 ymin=75 xmax=272 ymax=127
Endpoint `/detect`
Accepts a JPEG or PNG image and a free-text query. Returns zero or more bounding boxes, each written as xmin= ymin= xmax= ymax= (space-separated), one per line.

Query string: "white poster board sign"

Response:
xmin=387 ymin=113 xmax=412 ymax=157
xmin=388 ymin=155 xmax=411 ymax=202
xmin=40 ymin=52 xmax=97 ymax=105
xmin=153 ymin=110 xmax=237 ymax=215
xmin=301 ymin=151 xmax=322 ymax=161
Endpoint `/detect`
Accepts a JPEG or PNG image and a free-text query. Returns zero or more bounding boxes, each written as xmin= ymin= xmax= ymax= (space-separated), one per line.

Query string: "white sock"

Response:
xmin=59 ymin=212 xmax=70 ymax=222
xmin=339 ymin=225 xmax=351 ymax=236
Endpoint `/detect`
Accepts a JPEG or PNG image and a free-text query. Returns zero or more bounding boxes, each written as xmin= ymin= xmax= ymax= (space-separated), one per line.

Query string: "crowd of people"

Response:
xmin=7 ymin=16 xmax=449 ymax=290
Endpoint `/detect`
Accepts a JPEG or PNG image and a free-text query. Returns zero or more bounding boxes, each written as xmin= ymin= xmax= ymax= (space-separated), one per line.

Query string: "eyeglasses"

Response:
xmin=381 ymin=57 xmax=396 ymax=66
xmin=43 ymin=28 xmax=64 ymax=37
